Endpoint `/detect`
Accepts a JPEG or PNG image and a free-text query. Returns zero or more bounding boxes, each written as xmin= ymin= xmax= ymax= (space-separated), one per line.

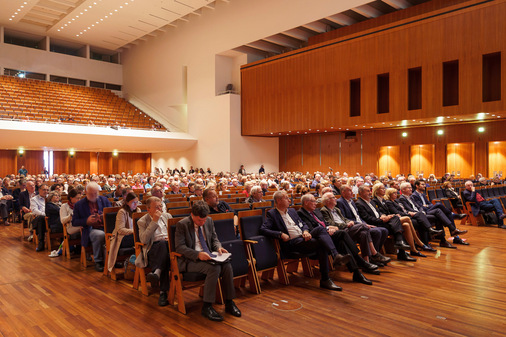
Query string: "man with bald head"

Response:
xmin=72 ymin=182 xmax=111 ymax=272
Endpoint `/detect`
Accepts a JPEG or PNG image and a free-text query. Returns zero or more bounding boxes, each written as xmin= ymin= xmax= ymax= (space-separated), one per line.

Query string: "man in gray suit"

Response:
xmin=175 ymin=201 xmax=241 ymax=321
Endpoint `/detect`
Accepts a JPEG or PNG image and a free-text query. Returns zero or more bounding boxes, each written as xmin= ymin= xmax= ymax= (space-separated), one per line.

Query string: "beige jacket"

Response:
xmin=107 ymin=207 xmax=141 ymax=272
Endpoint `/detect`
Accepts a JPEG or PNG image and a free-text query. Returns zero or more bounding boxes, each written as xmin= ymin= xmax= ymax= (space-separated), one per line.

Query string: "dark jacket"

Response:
xmin=320 ymin=205 xmax=350 ymax=230
xmin=260 ymin=208 xmax=308 ymax=253
xmin=45 ymin=202 xmax=63 ymax=232
xmin=72 ymin=196 xmax=111 ymax=247
xmin=297 ymin=207 xmax=327 ymax=231
xmin=355 ymin=198 xmax=384 ymax=227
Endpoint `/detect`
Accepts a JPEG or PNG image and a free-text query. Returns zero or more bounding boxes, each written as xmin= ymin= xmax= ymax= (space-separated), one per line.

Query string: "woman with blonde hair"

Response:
xmin=381 ymin=187 xmax=426 ymax=257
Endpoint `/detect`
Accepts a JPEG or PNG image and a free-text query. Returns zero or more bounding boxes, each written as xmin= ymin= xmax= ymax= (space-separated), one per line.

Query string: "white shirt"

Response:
xmin=407 ymin=195 xmax=420 ymax=211
xmin=346 ymin=199 xmax=362 ymax=223
xmin=277 ymin=208 xmax=302 ymax=239
xmin=331 ymin=208 xmax=346 ymax=225
xmin=153 ymin=217 xmax=168 ymax=242
xmin=30 ymin=195 xmax=46 ymax=216
xmin=362 ymin=198 xmax=380 ymax=218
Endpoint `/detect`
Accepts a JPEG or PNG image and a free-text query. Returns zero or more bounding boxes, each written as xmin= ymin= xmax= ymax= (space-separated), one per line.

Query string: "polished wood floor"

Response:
xmin=1 ymin=221 xmax=505 ymax=337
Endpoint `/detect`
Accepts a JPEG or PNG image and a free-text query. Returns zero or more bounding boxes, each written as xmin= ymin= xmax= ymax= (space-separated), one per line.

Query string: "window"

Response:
xmin=408 ymin=67 xmax=422 ymax=110
xmin=443 ymin=60 xmax=459 ymax=107
xmin=350 ymin=78 xmax=361 ymax=117
xmin=377 ymin=73 xmax=389 ymax=114
xmin=483 ymin=52 xmax=501 ymax=102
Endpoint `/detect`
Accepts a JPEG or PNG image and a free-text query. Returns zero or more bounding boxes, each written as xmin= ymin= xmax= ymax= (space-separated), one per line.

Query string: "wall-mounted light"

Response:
xmin=112 ymin=150 xmax=119 ymax=157
xmin=437 ymin=130 xmax=444 ymax=135
xmin=402 ymin=132 xmax=408 ymax=137
xmin=69 ymin=149 xmax=75 ymax=158
xmin=478 ymin=127 xmax=485 ymax=133
xmin=18 ymin=148 xmax=24 ymax=157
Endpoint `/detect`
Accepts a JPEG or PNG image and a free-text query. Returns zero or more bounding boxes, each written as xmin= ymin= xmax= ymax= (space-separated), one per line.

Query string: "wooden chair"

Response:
xmin=168 ymin=207 xmax=192 ymax=218
xmin=61 ymin=222 xmax=81 ymax=260
xmin=167 ymin=219 xmax=223 ymax=314
xmin=132 ymin=212 xmax=150 ymax=296
xmin=44 ymin=217 xmax=64 ymax=252
xmin=166 ymin=201 xmax=190 ymax=209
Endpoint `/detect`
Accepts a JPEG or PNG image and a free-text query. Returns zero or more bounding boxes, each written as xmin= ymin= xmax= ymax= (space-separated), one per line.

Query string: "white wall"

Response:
xmin=123 ymin=0 xmax=370 ymax=172
xmin=0 ymin=42 xmax=122 ymax=85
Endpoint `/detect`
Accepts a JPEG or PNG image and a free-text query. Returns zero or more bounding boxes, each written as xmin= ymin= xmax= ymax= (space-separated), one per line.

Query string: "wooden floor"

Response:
xmin=1 ymin=222 xmax=506 ymax=337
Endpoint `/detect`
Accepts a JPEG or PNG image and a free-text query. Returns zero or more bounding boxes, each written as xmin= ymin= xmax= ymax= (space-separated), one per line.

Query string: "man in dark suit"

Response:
xmin=336 ymin=185 xmax=390 ymax=266
xmin=297 ymin=193 xmax=377 ymax=285
xmin=398 ymin=182 xmax=458 ymax=248
xmin=331 ymin=177 xmax=342 ymax=195
xmin=355 ymin=185 xmax=415 ymax=261
xmin=260 ymin=191 xmax=347 ymax=291
xmin=175 ymin=201 xmax=241 ymax=322
xmin=412 ymin=180 xmax=467 ymax=234
xmin=463 ymin=180 xmax=506 ymax=228
xmin=72 ymin=182 xmax=111 ymax=272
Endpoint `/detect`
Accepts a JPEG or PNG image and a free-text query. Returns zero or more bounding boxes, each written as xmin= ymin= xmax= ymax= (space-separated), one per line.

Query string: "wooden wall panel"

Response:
xmin=410 ymin=145 xmax=435 ymax=177
xmin=0 ymin=150 xmax=17 ymax=177
xmin=241 ymin=0 xmax=506 ymax=136
xmin=488 ymin=141 xmax=506 ymax=178
xmin=378 ymin=146 xmax=400 ymax=177
xmin=18 ymin=150 xmax=44 ymax=176
xmin=447 ymin=143 xmax=474 ymax=178
xmin=53 ymin=151 xmax=69 ymax=174
xmin=279 ymin=120 xmax=506 ymax=178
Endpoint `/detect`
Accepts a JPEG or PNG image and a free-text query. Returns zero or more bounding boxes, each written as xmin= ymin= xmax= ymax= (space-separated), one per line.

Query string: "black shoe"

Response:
xmin=362 ymin=267 xmax=380 ymax=275
xmin=451 ymin=229 xmax=468 ymax=236
xmin=410 ymin=251 xmax=427 ymax=257
xmin=394 ymin=240 xmax=410 ymax=250
xmin=95 ymin=262 xmax=104 ymax=272
xmin=332 ymin=254 xmax=351 ymax=268
xmin=375 ymin=253 xmax=391 ymax=264
xmin=439 ymin=240 xmax=457 ymax=249
xmin=320 ymin=279 xmax=342 ymax=291
xmin=114 ymin=262 xmax=124 ymax=269
xmin=158 ymin=291 xmax=168 ymax=307
xmin=428 ymin=227 xmax=443 ymax=235
xmin=454 ymin=213 xmax=467 ymax=220
xmin=421 ymin=244 xmax=436 ymax=252
xmin=202 ymin=305 xmax=224 ymax=321
xmin=453 ymin=237 xmax=469 ymax=245
xmin=146 ymin=272 xmax=160 ymax=288
xmin=353 ymin=271 xmax=373 ymax=285
xmin=397 ymin=251 xmax=416 ymax=261
xmin=225 ymin=300 xmax=241 ymax=317
xmin=36 ymin=242 xmax=45 ymax=252
xmin=360 ymin=260 xmax=378 ymax=271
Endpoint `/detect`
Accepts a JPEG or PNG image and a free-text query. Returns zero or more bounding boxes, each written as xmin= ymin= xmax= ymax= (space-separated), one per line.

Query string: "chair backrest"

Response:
xmin=238 ymin=210 xmax=263 ymax=240
xmin=440 ymin=198 xmax=453 ymax=212
xmin=220 ymin=240 xmax=249 ymax=277
xmin=209 ymin=213 xmax=236 ymax=242
xmin=229 ymin=203 xmax=251 ymax=212
xmin=427 ymin=189 xmax=437 ymax=202
xmin=167 ymin=201 xmax=190 ymax=209
xmin=132 ymin=212 xmax=145 ymax=243
xmin=167 ymin=218 xmax=183 ymax=253
xmin=168 ymin=207 xmax=192 ymax=218
xmin=103 ymin=206 xmax=121 ymax=234
xmin=435 ymin=189 xmax=445 ymax=199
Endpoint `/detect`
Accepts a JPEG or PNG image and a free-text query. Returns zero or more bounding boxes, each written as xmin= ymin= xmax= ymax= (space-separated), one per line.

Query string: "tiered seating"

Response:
xmin=0 ymin=75 xmax=166 ymax=130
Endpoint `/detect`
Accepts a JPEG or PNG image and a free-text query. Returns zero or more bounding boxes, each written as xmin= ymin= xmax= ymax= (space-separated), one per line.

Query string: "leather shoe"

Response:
xmin=95 ymin=262 xmax=104 ymax=272
xmin=202 ymin=305 xmax=224 ymax=322
xmin=454 ymin=213 xmax=467 ymax=220
xmin=428 ymin=227 xmax=443 ymax=235
xmin=158 ymin=291 xmax=168 ymax=307
xmin=421 ymin=244 xmax=436 ymax=252
xmin=453 ymin=237 xmax=469 ymax=245
xmin=36 ymin=243 xmax=45 ymax=252
xmin=225 ymin=300 xmax=242 ymax=317
xmin=394 ymin=240 xmax=410 ymax=250
xmin=397 ymin=251 xmax=416 ymax=261
xmin=371 ymin=253 xmax=391 ymax=264
xmin=353 ymin=271 xmax=373 ymax=285
xmin=320 ymin=279 xmax=342 ymax=291
xmin=146 ymin=272 xmax=160 ymax=288
xmin=362 ymin=267 xmax=380 ymax=275
xmin=360 ymin=260 xmax=378 ymax=271
xmin=410 ymin=251 xmax=427 ymax=257
xmin=451 ymin=229 xmax=468 ymax=236
xmin=439 ymin=240 xmax=457 ymax=249
xmin=498 ymin=224 xmax=506 ymax=229
xmin=332 ymin=254 xmax=351 ymax=268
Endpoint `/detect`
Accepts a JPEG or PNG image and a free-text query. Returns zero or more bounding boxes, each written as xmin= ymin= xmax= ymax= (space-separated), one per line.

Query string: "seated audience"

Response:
xmin=150 ymin=185 xmax=168 ymax=212
xmin=0 ymin=187 xmax=14 ymax=226
xmin=245 ymin=186 xmax=265 ymax=204
xmin=463 ymin=180 xmax=506 ymax=228
xmin=175 ymin=201 xmax=241 ymax=321
xmin=72 ymin=182 xmax=112 ymax=272
xmin=260 ymin=191 xmax=347 ymax=291
xmin=204 ymin=188 xmax=234 ymax=214
xmin=442 ymin=181 xmax=464 ymax=211
xmin=45 ymin=191 xmax=64 ymax=235
xmin=60 ymin=188 xmax=82 ymax=239
xmin=297 ymin=193 xmax=377 ymax=285
xmin=108 ymin=192 xmax=141 ymax=272
xmin=136 ymin=197 xmax=173 ymax=306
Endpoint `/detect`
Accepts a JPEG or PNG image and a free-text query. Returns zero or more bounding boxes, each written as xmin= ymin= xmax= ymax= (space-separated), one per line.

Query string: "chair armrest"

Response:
xmin=170 ymin=252 xmax=182 ymax=258
xmin=135 ymin=242 xmax=145 ymax=249
xmin=243 ymin=240 xmax=258 ymax=245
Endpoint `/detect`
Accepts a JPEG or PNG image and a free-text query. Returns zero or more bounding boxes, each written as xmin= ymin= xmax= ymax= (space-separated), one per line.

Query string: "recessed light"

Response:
xmin=437 ymin=130 xmax=444 ymax=135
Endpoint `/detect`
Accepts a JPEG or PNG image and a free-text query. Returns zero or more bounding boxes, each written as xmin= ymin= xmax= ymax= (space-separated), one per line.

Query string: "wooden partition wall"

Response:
xmin=279 ymin=120 xmax=504 ymax=177
xmin=378 ymin=146 xmax=400 ymax=177
xmin=0 ymin=150 xmax=151 ymax=177
xmin=446 ymin=143 xmax=475 ymax=178
xmin=489 ymin=141 xmax=506 ymax=178
xmin=241 ymin=0 xmax=506 ymax=136
xmin=410 ymin=144 xmax=435 ymax=177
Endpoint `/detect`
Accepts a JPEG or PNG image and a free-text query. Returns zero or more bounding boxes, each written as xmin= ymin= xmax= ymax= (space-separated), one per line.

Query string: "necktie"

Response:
xmin=198 ymin=226 xmax=216 ymax=257
xmin=311 ymin=212 xmax=325 ymax=227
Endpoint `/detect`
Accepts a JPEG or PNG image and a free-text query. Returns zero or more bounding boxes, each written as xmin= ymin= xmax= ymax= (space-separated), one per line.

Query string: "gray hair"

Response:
xmin=273 ymin=191 xmax=287 ymax=204
xmin=400 ymin=182 xmax=412 ymax=191
xmin=321 ymin=192 xmax=335 ymax=205
xmin=250 ymin=186 xmax=262 ymax=194
xmin=86 ymin=181 xmax=100 ymax=192
xmin=301 ymin=193 xmax=315 ymax=206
